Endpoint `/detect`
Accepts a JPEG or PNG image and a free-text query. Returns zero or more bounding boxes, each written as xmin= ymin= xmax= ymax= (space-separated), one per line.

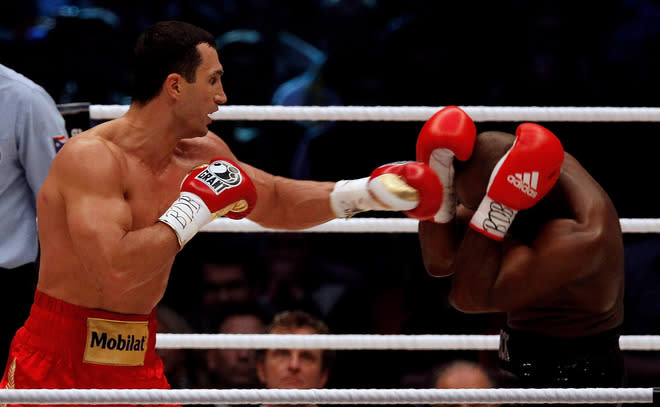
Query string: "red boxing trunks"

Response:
xmin=0 ymin=290 xmax=175 ymax=407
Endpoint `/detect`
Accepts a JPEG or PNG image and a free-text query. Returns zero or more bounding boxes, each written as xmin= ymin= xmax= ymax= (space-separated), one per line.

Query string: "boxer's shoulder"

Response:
xmin=174 ymin=131 xmax=234 ymax=163
xmin=49 ymin=132 xmax=128 ymax=193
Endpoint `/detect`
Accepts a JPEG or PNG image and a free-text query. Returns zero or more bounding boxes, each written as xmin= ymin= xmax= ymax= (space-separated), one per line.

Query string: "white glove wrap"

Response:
xmin=429 ymin=149 xmax=456 ymax=223
xmin=159 ymin=191 xmax=213 ymax=248
xmin=330 ymin=178 xmax=384 ymax=218
xmin=469 ymin=195 xmax=518 ymax=241
xmin=330 ymin=176 xmax=418 ymax=219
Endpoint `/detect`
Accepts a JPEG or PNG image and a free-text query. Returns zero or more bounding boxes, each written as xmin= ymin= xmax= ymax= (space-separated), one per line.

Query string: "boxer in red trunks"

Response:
xmin=1 ymin=21 xmax=442 ymax=405
xmin=2 ymin=291 xmax=165 ymax=390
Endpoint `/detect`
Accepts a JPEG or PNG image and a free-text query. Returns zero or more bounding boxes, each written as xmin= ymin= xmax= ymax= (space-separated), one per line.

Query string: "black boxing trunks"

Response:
xmin=498 ymin=326 xmax=626 ymax=407
xmin=0 ymin=290 xmax=177 ymax=407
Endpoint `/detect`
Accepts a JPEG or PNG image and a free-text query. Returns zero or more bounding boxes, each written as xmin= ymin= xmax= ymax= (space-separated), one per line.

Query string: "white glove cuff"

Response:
xmin=159 ymin=191 xmax=213 ymax=248
xmin=430 ymin=149 xmax=455 ymax=168
xmin=429 ymin=151 xmax=456 ymax=224
xmin=469 ymin=195 xmax=518 ymax=241
xmin=330 ymin=177 xmax=386 ymax=218
xmin=433 ymin=197 xmax=456 ymax=223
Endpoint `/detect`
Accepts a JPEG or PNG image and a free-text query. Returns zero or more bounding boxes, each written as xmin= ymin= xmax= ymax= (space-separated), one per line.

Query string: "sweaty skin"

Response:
xmin=418 ymin=131 xmax=624 ymax=337
xmin=36 ymin=43 xmax=336 ymax=315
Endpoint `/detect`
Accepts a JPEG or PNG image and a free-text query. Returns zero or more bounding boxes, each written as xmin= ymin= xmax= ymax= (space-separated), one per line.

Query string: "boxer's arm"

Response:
xmin=449 ymin=155 xmax=621 ymax=313
xmin=418 ymin=220 xmax=460 ymax=277
xmin=202 ymin=132 xmax=336 ymax=229
xmin=248 ymin=171 xmax=337 ymax=229
xmin=239 ymin=160 xmax=444 ymax=228
xmin=204 ymin=132 xmax=439 ymax=230
xmin=53 ymin=138 xmax=179 ymax=294
xmin=419 ymin=204 xmax=474 ymax=277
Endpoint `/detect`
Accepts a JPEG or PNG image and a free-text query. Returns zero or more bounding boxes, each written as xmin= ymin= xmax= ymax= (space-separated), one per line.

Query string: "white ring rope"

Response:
xmin=201 ymin=217 xmax=660 ymax=234
xmin=90 ymin=104 xmax=660 ymax=122
xmin=155 ymin=333 xmax=660 ymax=351
xmin=0 ymin=388 xmax=653 ymax=405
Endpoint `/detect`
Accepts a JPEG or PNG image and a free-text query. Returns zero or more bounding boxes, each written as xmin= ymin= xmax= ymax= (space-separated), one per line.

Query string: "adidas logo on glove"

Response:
xmin=507 ymin=171 xmax=538 ymax=198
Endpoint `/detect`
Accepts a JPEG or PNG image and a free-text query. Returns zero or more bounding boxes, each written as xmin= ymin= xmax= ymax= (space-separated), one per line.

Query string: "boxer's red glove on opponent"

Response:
xmin=469 ymin=123 xmax=564 ymax=241
xmin=330 ymin=161 xmax=443 ymax=220
xmin=416 ymin=106 xmax=476 ymax=223
xmin=159 ymin=158 xmax=257 ymax=247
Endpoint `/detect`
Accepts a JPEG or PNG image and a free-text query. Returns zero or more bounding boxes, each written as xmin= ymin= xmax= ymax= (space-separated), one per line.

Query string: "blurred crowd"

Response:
xmin=2 ymin=0 xmax=660 ymax=216
xmin=2 ymin=0 xmax=660 ymax=393
xmin=0 ymin=0 xmax=660 ymax=106
xmin=159 ymin=232 xmax=501 ymax=392
xmin=5 ymin=0 xmax=660 ymax=108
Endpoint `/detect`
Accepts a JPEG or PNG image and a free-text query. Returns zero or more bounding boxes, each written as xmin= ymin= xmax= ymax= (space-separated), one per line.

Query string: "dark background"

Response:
xmin=2 ymin=0 xmax=660 ymax=390
xmin=3 ymin=0 xmax=659 ymax=218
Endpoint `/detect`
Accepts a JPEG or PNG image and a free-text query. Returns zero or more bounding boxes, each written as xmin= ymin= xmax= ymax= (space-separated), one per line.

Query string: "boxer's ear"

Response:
xmin=164 ymin=73 xmax=183 ymax=99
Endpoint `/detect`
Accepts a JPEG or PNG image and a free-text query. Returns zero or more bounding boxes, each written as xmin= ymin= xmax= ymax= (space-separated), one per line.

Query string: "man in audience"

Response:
xmin=256 ymin=310 xmax=334 ymax=407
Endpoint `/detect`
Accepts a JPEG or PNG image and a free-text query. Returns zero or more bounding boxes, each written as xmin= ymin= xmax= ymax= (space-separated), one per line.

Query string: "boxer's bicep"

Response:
xmin=55 ymin=139 xmax=131 ymax=267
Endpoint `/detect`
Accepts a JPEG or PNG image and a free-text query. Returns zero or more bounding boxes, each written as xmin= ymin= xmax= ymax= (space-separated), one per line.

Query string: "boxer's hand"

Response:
xmin=159 ymin=158 xmax=257 ymax=247
xmin=330 ymin=161 xmax=443 ymax=220
xmin=416 ymin=106 xmax=476 ymax=223
xmin=469 ymin=123 xmax=564 ymax=241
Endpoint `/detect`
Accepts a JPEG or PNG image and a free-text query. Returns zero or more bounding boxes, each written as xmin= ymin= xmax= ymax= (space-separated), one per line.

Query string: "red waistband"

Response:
xmin=20 ymin=290 xmax=158 ymax=361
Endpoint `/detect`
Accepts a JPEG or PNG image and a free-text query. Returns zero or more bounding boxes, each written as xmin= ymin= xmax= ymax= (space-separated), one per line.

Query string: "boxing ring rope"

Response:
xmin=200 ymin=217 xmax=660 ymax=233
xmin=90 ymin=104 xmax=660 ymax=122
xmin=0 ymin=388 xmax=655 ymax=405
xmin=154 ymin=333 xmax=660 ymax=351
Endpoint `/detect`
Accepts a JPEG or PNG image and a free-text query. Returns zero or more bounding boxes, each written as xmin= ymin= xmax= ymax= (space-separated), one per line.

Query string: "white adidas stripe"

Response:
xmin=514 ymin=171 xmax=539 ymax=190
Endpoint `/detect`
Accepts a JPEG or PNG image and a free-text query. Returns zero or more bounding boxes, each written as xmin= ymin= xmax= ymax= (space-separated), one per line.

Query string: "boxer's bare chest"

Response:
xmin=122 ymin=155 xmax=201 ymax=229
xmin=112 ymin=134 xmax=229 ymax=229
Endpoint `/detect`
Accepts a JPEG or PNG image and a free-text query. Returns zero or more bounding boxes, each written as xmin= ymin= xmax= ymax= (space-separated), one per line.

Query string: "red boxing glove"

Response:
xmin=416 ymin=106 xmax=476 ymax=223
xmin=160 ymin=158 xmax=257 ymax=247
xmin=369 ymin=162 xmax=444 ymax=220
xmin=330 ymin=161 xmax=443 ymax=220
xmin=469 ymin=123 xmax=564 ymax=241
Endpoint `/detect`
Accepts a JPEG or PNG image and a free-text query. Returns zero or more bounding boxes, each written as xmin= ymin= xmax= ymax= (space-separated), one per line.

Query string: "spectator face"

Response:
xmin=206 ymin=314 xmax=265 ymax=388
xmin=257 ymin=326 xmax=328 ymax=389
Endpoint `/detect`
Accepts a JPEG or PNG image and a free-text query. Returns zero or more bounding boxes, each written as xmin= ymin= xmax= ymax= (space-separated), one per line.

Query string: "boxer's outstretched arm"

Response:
xmin=241 ymin=160 xmax=444 ymax=229
xmin=209 ymin=146 xmax=442 ymax=230
xmin=449 ymin=154 xmax=622 ymax=313
xmin=205 ymin=134 xmax=442 ymax=230
xmin=200 ymin=132 xmax=336 ymax=230
xmin=241 ymin=165 xmax=337 ymax=229
xmin=51 ymin=137 xmax=180 ymax=295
